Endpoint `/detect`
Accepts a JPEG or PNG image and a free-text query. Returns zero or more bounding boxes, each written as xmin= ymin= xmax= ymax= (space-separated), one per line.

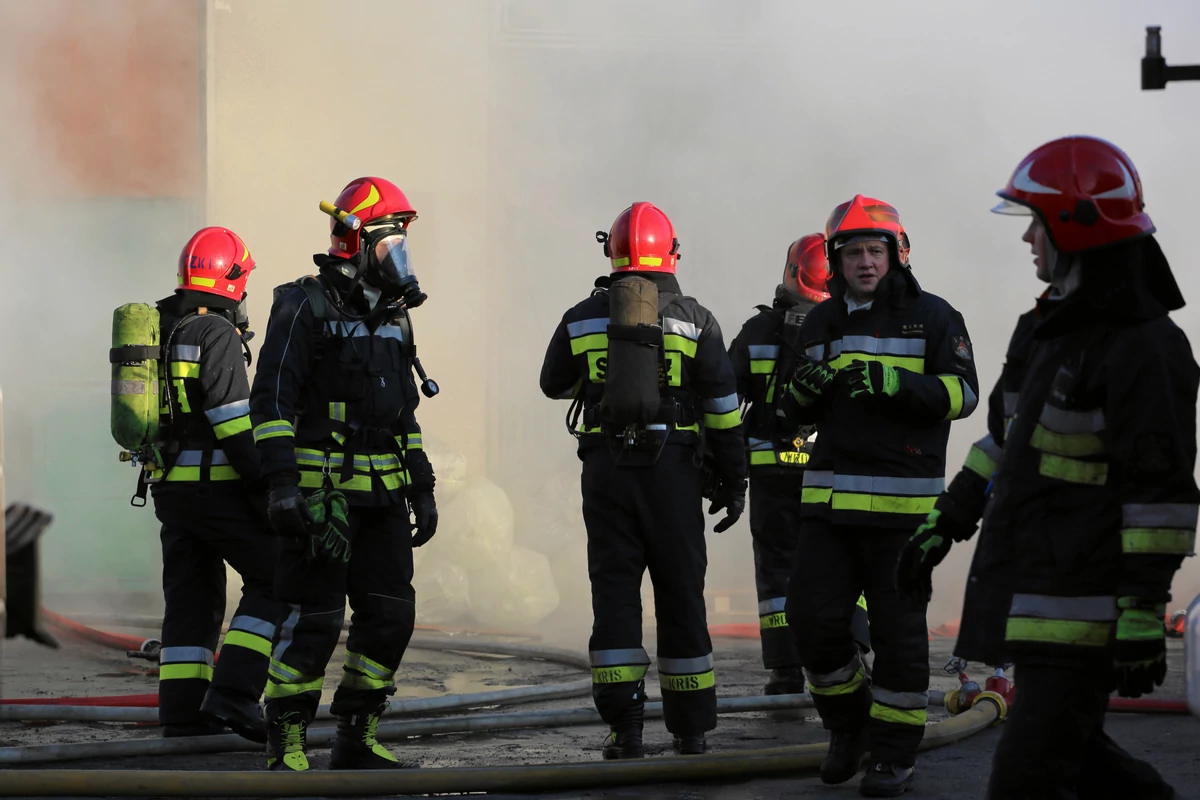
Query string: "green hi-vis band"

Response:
xmin=760 ymin=612 xmax=788 ymax=630
xmin=264 ymin=676 xmax=324 ymax=699
xmin=1031 ymin=425 xmax=1105 ymax=458
xmin=964 ymin=444 xmax=998 ymax=479
xmin=664 ymin=334 xmax=698 ymax=359
xmin=166 ymin=466 xmax=239 ymax=482
xmin=704 ymin=409 xmax=741 ymax=430
xmin=590 ymin=665 xmax=649 ymax=684
xmin=253 ymin=419 xmax=294 ymax=442
xmin=222 ymin=630 xmax=272 ymax=657
xmin=1005 ymin=617 xmax=1112 ymax=647
xmin=1038 ymin=453 xmax=1108 ymax=486
xmin=808 ymin=669 xmax=866 ymax=697
xmin=1120 ymin=528 xmax=1196 ymax=555
xmin=750 ymin=359 xmax=776 ymax=375
xmin=212 ymin=416 xmax=252 ymax=440
xmin=869 ymin=703 xmax=927 ymax=727
xmin=800 ymin=488 xmax=935 ymax=516
xmin=571 ymin=333 xmax=608 ymax=356
xmin=939 ymin=375 xmax=964 ymax=420
xmin=159 ymin=663 xmax=213 ymax=681
xmin=659 ymin=670 xmax=716 ymax=692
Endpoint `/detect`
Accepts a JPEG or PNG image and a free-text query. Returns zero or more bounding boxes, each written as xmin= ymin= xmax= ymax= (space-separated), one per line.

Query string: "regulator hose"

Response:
xmin=0 ymin=702 xmax=999 ymax=797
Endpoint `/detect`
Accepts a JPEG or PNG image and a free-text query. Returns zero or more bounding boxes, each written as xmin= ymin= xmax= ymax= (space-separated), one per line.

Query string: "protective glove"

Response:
xmin=843 ymin=361 xmax=901 ymax=399
xmin=410 ymin=491 xmax=439 ymax=548
xmin=306 ymin=489 xmax=351 ymax=564
xmin=1111 ymin=599 xmax=1168 ymax=698
xmin=707 ymin=475 xmax=747 ymax=533
xmin=788 ymin=357 xmax=838 ymax=406
xmin=267 ymin=485 xmax=314 ymax=539
xmin=894 ymin=508 xmax=976 ymax=604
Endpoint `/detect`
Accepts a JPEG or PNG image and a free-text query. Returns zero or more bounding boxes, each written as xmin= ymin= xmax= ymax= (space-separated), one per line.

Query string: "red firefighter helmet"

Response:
xmin=600 ymin=201 xmax=680 ymax=274
xmin=824 ymin=194 xmax=911 ymax=266
xmin=327 ymin=176 xmax=417 ymax=259
xmin=992 ymin=136 xmax=1154 ymax=253
xmin=177 ymin=226 xmax=255 ymax=302
xmin=783 ymin=233 xmax=831 ymax=304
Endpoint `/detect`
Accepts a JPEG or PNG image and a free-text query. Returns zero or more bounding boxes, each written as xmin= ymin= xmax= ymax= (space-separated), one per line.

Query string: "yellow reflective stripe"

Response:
xmin=1006 ymin=617 xmax=1113 ymax=647
xmin=750 ymin=450 xmax=778 ymax=466
xmin=638 ymin=256 xmax=663 ymax=267
xmin=170 ymin=361 xmax=200 ymax=379
xmin=802 ymin=487 xmax=833 ymax=504
xmin=831 ymin=492 xmax=937 ymax=515
xmin=869 ymin=703 xmax=927 ymax=727
xmin=704 ymin=409 xmax=741 ymax=430
xmin=223 ymin=630 xmax=272 ymax=657
xmin=1038 ymin=453 xmax=1108 ymax=486
xmin=591 ymin=665 xmax=649 ymax=684
xmin=1121 ymin=528 xmax=1197 ymax=555
xmin=612 ymin=257 xmax=631 ymax=268
xmin=857 ymin=594 xmax=868 ymax=612
xmin=587 ymin=351 xmax=608 ymax=383
xmin=760 ymin=612 xmax=788 ymax=630
xmin=299 ymin=470 xmax=407 ymax=492
xmin=213 ymin=416 xmax=252 ymax=440
xmin=165 ymin=465 xmax=240 ymax=482
xmin=664 ymin=333 xmax=698 ymax=359
xmin=964 ymin=444 xmax=998 ymax=479
xmin=830 ymin=354 xmax=925 ymax=374
xmin=809 ymin=669 xmax=865 ymax=696
xmin=189 ymin=276 xmax=217 ymax=288
xmin=265 ymin=677 xmax=324 ymax=699
xmin=1031 ymin=424 xmax=1105 ymax=457
xmin=253 ymin=420 xmax=295 ymax=441
xmin=939 ymin=375 xmax=964 ymax=420
xmin=159 ymin=663 xmax=214 ymax=681
xmin=403 ymin=433 xmax=423 ymax=451
xmin=750 ymin=359 xmax=776 ymax=375
xmin=329 ymin=402 xmax=346 ymax=422
xmin=664 ymin=351 xmax=682 ymax=387
xmin=339 ymin=672 xmax=393 ymax=691
xmin=765 ymin=374 xmax=777 ymax=404
xmin=571 ymin=333 xmax=609 ymax=355
xmin=659 ymin=670 xmax=716 ymax=692
xmin=777 ymin=450 xmax=809 ymax=465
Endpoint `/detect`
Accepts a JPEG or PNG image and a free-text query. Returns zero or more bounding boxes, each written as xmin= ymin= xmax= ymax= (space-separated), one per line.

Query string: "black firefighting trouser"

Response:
xmin=154 ymin=486 xmax=283 ymax=728
xmin=264 ymin=501 xmax=416 ymax=723
xmin=750 ymin=475 xmax=871 ymax=669
xmin=987 ymin=663 xmax=1176 ymax=799
xmin=786 ymin=519 xmax=929 ymax=766
xmin=582 ymin=445 xmax=716 ymax=736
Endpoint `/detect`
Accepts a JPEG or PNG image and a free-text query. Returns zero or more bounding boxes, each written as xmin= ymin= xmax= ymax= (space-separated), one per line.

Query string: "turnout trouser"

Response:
xmin=582 ymin=445 xmax=716 ymax=736
xmin=154 ymin=486 xmax=283 ymax=727
xmin=987 ymin=663 xmax=1176 ymax=799
xmin=786 ymin=519 xmax=929 ymax=766
xmin=265 ymin=501 xmax=416 ymax=723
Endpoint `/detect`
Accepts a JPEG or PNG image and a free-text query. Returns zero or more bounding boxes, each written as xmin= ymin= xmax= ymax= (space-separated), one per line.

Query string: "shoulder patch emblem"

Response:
xmin=952 ymin=335 xmax=972 ymax=361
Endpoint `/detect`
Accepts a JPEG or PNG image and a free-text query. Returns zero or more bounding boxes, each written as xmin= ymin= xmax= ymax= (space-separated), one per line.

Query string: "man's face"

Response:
xmin=1023 ymin=217 xmax=1053 ymax=282
xmin=838 ymin=240 xmax=890 ymax=300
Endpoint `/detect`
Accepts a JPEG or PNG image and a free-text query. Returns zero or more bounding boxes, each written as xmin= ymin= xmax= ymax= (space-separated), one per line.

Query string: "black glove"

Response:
xmin=894 ymin=507 xmax=976 ymax=604
xmin=788 ymin=356 xmax=837 ymax=406
xmin=707 ymin=475 xmax=747 ymax=533
xmin=1111 ymin=599 xmax=1168 ymax=698
xmin=410 ymin=491 xmax=438 ymax=548
xmin=267 ymin=485 xmax=313 ymax=539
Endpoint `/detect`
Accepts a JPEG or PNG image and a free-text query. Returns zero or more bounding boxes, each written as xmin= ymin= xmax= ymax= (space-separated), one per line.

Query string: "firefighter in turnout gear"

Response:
xmin=781 ymin=195 xmax=979 ymax=797
xmin=250 ymin=177 xmax=439 ymax=772
xmin=540 ymin=201 xmax=748 ymax=759
xmin=727 ymin=233 xmax=871 ymax=695
xmin=149 ymin=227 xmax=284 ymax=741
xmin=910 ymin=136 xmax=1197 ymax=800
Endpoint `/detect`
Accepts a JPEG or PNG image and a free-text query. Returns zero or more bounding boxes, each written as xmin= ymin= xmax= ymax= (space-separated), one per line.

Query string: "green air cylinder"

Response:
xmin=600 ymin=276 xmax=662 ymax=427
xmin=110 ymin=303 xmax=161 ymax=451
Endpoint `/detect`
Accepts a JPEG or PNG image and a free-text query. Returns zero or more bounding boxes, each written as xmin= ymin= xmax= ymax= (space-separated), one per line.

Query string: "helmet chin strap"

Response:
xmin=1048 ymin=245 xmax=1081 ymax=299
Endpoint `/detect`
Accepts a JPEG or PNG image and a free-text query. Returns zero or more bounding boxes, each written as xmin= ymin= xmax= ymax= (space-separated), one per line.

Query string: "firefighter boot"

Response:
xmin=859 ymin=762 xmax=915 ymax=797
xmin=673 ymin=734 xmax=707 ymax=755
xmin=266 ymin=710 xmax=310 ymax=772
xmin=821 ymin=728 xmax=868 ymax=785
xmin=602 ymin=722 xmax=645 ymax=759
xmin=329 ymin=702 xmax=420 ymax=769
xmin=764 ymin=667 xmax=806 ymax=696
xmin=200 ymin=689 xmax=267 ymax=744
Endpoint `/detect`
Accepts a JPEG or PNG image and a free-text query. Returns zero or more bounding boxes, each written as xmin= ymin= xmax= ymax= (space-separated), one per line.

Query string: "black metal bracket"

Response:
xmin=1142 ymin=26 xmax=1200 ymax=90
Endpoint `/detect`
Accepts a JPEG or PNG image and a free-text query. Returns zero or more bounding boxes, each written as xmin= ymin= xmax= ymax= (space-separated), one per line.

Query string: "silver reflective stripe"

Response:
xmin=703 ymin=393 xmax=739 ymax=414
xmin=658 ymin=654 xmax=714 ymax=674
xmin=171 ymin=344 xmax=201 ymax=362
xmin=645 ymin=424 xmax=669 ymax=431
xmin=590 ymin=648 xmax=651 ymax=667
xmin=974 ymin=433 xmax=1003 ymax=462
xmin=272 ymin=605 xmax=302 ymax=661
xmin=1009 ymin=594 xmax=1117 ymax=622
xmin=805 ymin=344 xmax=826 ymax=360
xmin=748 ymin=345 xmax=779 ymax=359
xmin=112 ymin=380 xmax=147 ymax=395
xmin=803 ymin=470 xmax=835 ymax=488
xmin=346 ymin=652 xmax=392 ymax=679
xmin=205 ymin=399 xmax=250 ymax=425
xmin=872 ymin=688 xmax=929 ymax=709
xmin=962 ymin=382 xmax=979 ymax=415
xmin=376 ymin=324 xmax=405 ymax=343
xmin=160 ymin=646 xmax=215 ymax=665
xmin=174 ymin=449 xmax=230 ymax=467
xmin=567 ymin=317 xmax=610 ymax=338
xmin=1003 ymin=392 xmax=1019 ymax=417
xmin=1123 ymin=503 xmax=1200 ymax=529
xmin=662 ymin=317 xmax=700 ymax=341
xmin=758 ymin=597 xmax=787 ymax=615
xmin=832 ymin=474 xmax=945 ymax=496
xmin=230 ymin=615 xmax=276 ymax=640
xmin=832 ymin=336 xmax=926 ymax=357
xmin=747 ymin=438 xmax=774 ymax=451
xmin=1039 ymin=404 xmax=1106 ymax=434
xmin=806 ymin=653 xmax=861 ymax=687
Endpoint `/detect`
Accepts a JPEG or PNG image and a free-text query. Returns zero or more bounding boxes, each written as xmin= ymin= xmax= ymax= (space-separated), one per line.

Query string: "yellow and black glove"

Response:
xmin=788 ymin=357 xmax=837 ymax=406
xmin=1111 ymin=597 xmax=1167 ymax=698
xmin=843 ymin=361 xmax=901 ymax=399
xmin=305 ymin=489 xmax=351 ymax=564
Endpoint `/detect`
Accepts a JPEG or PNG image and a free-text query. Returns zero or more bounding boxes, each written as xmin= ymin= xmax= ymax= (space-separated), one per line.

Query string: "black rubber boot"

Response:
xmin=266 ymin=709 xmax=311 ymax=771
xmin=329 ymin=702 xmax=420 ymax=769
xmin=162 ymin=720 xmax=226 ymax=738
xmin=673 ymin=733 xmax=707 ymax=755
xmin=859 ymin=762 xmax=915 ymax=797
xmin=764 ymin=667 xmax=806 ymax=696
xmin=201 ymin=689 xmax=267 ymax=743
xmin=821 ymin=728 xmax=868 ymax=785
xmin=602 ymin=722 xmax=645 ymax=759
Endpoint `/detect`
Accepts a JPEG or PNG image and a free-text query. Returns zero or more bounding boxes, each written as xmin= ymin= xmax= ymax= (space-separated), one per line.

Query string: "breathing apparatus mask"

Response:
xmin=361 ymin=222 xmax=427 ymax=309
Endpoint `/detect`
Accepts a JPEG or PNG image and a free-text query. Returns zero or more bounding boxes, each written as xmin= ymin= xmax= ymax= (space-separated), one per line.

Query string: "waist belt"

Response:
xmin=581 ymin=400 xmax=697 ymax=432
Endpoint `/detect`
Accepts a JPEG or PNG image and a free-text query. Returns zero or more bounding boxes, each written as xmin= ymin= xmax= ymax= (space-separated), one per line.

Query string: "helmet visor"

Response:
xmin=371 ymin=232 xmax=416 ymax=288
xmin=991 ymin=196 xmax=1033 ymax=216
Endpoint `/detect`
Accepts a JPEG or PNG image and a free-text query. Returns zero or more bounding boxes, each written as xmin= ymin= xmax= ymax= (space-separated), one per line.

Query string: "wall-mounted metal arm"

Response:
xmin=1143 ymin=26 xmax=1200 ymax=90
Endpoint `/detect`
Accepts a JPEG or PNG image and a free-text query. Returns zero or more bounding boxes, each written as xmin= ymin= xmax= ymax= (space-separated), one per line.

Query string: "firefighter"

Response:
xmin=780 ymin=195 xmax=979 ymax=797
xmin=727 ymin=233 xmax=871 ymax=695
xmin=540 ymin=201 xmax=747 ymax=759
xmin=902 ymin=136 xmax=1198 ymax=799
xmin=150 ymin=227 xmax=283 ymax=741
xmin=250 ymin=177 xmax=439 ymax=772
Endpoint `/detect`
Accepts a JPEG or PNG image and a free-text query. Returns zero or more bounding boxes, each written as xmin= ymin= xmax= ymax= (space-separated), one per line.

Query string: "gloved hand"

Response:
xmin=1112 ymin=599 xmax=1168 ymax=698
xmin=267 ymin=485 xmax=314 ymax=539
xmin=843 ymin=361 xmax=901 ymax=399
xmin=788 ymin=357 xmax=837 ymax=406
xmin=894 ymin=508 xmax=976 ymax=603
xmin=410 ymin=492 xmax=438 ymax=548
xmin=306 ymin=489 xmax=351 ymax=564
xmin=707 ymin=475 xmax=747 ymax=533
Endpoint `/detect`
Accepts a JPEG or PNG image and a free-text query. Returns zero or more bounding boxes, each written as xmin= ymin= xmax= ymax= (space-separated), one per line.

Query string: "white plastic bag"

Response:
xmin=468 ymin=545 xmax=560 ymax=629
xmin=430 ymin=478 xmax=514 ymax=572
xmin=413 ymin=556 xmax=471 ymax=625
